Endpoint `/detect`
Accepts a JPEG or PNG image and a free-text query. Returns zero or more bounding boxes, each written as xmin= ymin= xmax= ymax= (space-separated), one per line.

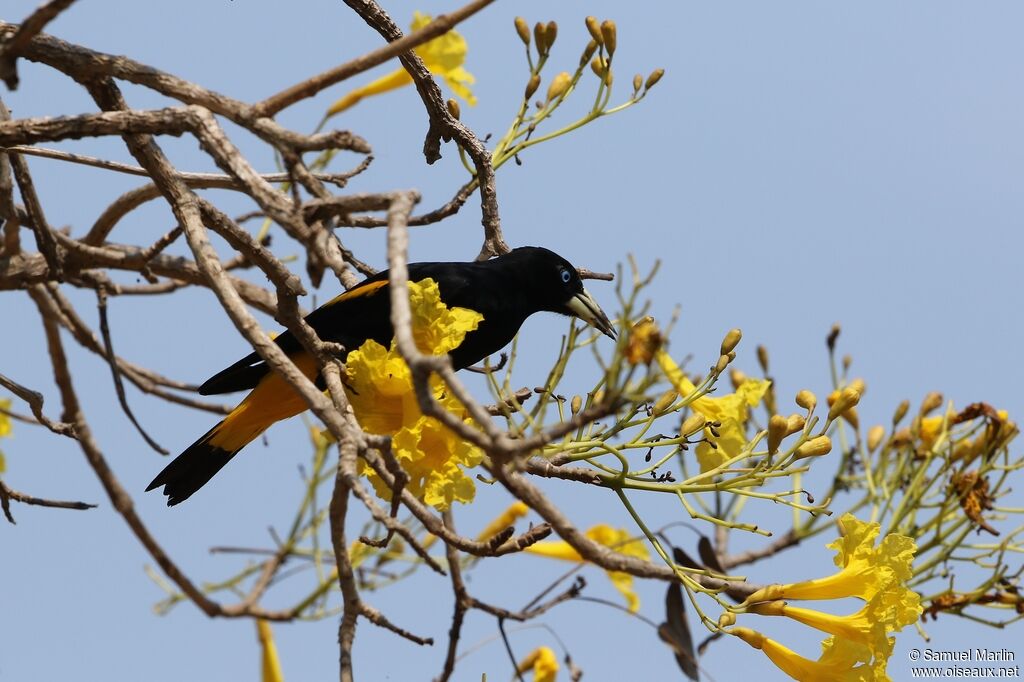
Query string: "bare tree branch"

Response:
xmin=0 ymin=0 xmax=78 ymax=89
xmin=342 ymin=0 xmax=508 ymax=259
xmin=255 ymin=0 xmax=495 ymax=117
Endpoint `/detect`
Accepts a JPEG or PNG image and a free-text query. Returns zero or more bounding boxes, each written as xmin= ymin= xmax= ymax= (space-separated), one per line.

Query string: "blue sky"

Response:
xmin=2 ymin=2 xmax=1023 ymax=680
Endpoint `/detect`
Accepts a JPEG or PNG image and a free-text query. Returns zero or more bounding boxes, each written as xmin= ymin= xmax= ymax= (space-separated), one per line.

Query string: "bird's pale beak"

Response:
xmin=566 ymin=289 xmax=617 ymax=340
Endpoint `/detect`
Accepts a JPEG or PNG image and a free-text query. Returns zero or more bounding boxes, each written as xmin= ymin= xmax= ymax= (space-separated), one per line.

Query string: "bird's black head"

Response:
xmin=500 ymin=246 xmax=617 ymax=339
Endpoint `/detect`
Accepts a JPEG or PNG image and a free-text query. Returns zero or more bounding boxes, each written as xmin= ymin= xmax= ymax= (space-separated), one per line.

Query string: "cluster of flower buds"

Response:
xmin=515 ymin=17 xmax=558 ymax=58
xmin=709 ymin=328 xmax=742 ymax=376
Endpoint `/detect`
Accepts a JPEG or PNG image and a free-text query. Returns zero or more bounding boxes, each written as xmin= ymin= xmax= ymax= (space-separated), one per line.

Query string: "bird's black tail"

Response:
xmin=146 ymin=422 xmax=243 ymax=506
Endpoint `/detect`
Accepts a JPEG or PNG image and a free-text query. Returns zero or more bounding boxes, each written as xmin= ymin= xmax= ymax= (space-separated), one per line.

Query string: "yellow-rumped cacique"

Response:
xmin=147 ymin=246 xmax=616 ymax=505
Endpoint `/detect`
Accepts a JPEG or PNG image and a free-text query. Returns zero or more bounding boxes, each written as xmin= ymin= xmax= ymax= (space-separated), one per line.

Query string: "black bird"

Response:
xmin=147 ymin=246 xmax=616 ymax=505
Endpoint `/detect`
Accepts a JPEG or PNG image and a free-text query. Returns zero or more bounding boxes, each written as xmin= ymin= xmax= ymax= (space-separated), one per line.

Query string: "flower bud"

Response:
xmin=848 ymin=378 xmax=866 ymax=397
xmin=827 ymin=386 xmax=861 ymax=422
xmin=717 ymin=612 xmax=736 ymax=628
xmin=652 ymin=390 xmax=677 ymax=415
xmin=533 ymin=22 xmax=546 ymax=53
xmin=585 ymin=16 xmax=603 ymax=44
xmin=580 ymin=39 xmax=598 ymax=66
xmin=571 ymin=394 xmax=582 ymax=415
xmin=644 ymin=68 xmax=665 ymax=90
xmin=546 ymin=71 xmax=572 ymax=102
xmin=514 ymin=16 xmax=530 ymax=45
xmin=681 ymin=413 xmax=705 ymax=438
xmin=590 ymin=56 xmax=607 ymax=78
xmin=767 ymin=414 xmax=788 ymax=454
xmin=786 ymin=414 xmax=806 ymax=435
xmin=867 ymin=425 xmax=885 ymax=452
xmin=757 ymin=345 xmax=769 ymax=373
xmin=795 ymin=435 xmax=832 ymax=459
xmin=545 ymin=21 xmax=558 ymax=50
xmin=842 ymin=354 xmax=853 ymax=372
xmin=843 ymin=407 xmax=860 ymax=430
xmin=600 ymin=20 xmax=617 ymax=55
xmin=720 ymin=328 xmax=742 ymax=356
xmin=525 ymin=74 xmax=541 ymax=100
xmin=604 ymin=67 xmax=614 ymax=87
xmin=593 ymin=389 xmax=605 ymax=405
xmin=714 ymin=354 xmax=730 ymax=375
xmin=891 ymin=427 xmax=912 ymax=446
xmin=920 ymin=391 xmax=943 ymax=416
xmin=632 ymin=73 xmax=643 ymax=94
xmin=893 ymin=399 xmax=910 ymax=425
xmin=730 ymin=369 xmax=748 ymax=390
xmin=795 ymin=390 xmax=816 ymax=412
xmin=446 ymin=98 xmax=460 ymax=120
xmin=826 ymin=323 xmax=841 ymax=351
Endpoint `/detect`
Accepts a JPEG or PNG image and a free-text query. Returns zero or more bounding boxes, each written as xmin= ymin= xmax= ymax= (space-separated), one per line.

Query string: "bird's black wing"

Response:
xmin=197 ymin=276 xmax=391 ymax=395
xmin=196 ymin=263 xmax=481 ymax=396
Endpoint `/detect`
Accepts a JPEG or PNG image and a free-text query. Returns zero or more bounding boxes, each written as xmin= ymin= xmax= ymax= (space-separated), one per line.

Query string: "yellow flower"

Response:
xmin=525 ymin=524 xmax=649 ymax=612
xmin=657 ymin=350 xmax=770 ymax=472
xmin=625 ymin=318 xmax=662 ymax=365
xmin=349 ymin=279 xmax=484 ymax=511
xmin=516 ymin=646 xmax=559 ymax=682
xmin=738 ymin=514 xmax=921 ymax=681
xmin=327 ymin=11 xmax=476 ymax=117
xmin=730 ymin=627 xmax=882 ymax=681
xmin=476 ymin=501 xmax=530 ymax=541
xmin=256 ymin=620 xmax=285 ymax=682
xmin=748 ymin=599 xmax=918 ymax=655
xmin=745 ymin=514 xmax=917 ymax=604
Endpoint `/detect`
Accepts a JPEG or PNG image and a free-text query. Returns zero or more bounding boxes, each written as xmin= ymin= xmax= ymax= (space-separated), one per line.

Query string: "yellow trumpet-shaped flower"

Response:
xmin=350 ymin=279 xmax=484 ymax=511
xmin=327 ymin=11 xmax=476 ymax=117
xmin=476 ymin=501 xmax=530 ymax=541
xmin=525 ymin=524 xmax=649 ymax=612
xmin=517 ymin=646 xmax=559 ymax=682
xmin=737 ymin=514 xmax=921 ymax=681
xmin=746 ymin=514 xmax=917 ymax=604
xmin=256 ymin=620 xmax=285 ymax=682
xmin=730 ymin=627 xmax=883 ymax=682
xmin=748 ymin=599 xmax=918 ymax=656
xmin=656 ymin=350 xmax=770 ymax=472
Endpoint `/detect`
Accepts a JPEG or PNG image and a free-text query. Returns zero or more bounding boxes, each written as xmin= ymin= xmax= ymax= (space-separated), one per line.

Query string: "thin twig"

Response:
xmin=0 ymin=477 xmax=95 ymax=524
xmin=0 ymin=371 xmax=75 ymax=437
xmin=95 ymin=287 xmax=169 ymax=455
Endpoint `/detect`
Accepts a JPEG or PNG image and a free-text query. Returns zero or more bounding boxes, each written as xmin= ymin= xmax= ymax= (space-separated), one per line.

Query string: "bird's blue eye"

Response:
xmin=560 ymin=268 xmax=571 ymax=283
